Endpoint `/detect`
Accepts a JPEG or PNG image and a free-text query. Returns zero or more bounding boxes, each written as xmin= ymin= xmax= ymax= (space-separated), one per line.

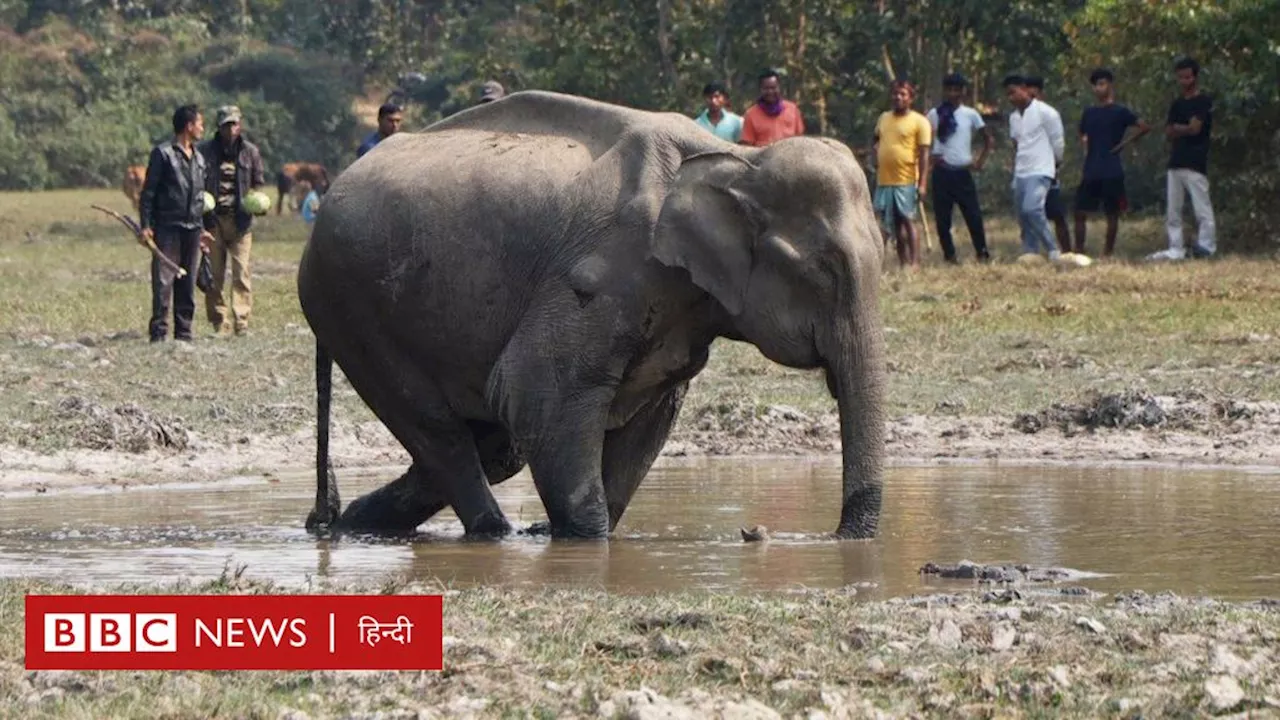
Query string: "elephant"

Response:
xmin=297 ymin=90 xmax=887 ymax=540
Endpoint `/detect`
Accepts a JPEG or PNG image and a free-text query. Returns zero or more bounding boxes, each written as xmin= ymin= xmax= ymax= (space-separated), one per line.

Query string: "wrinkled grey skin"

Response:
xmin=298 ymin=90 xmax=887 ymax=540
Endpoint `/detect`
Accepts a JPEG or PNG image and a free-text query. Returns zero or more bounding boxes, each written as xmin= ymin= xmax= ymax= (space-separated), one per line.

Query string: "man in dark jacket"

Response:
xmin=198 ymin=105 xmax=265 ymax=336
xmin=138 ymin=104 xmax=215 ymax=343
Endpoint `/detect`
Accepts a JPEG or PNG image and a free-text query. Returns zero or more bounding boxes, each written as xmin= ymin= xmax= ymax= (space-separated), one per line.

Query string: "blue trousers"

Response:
xmin=1013 ymin=176 xmax=1059 ymax=256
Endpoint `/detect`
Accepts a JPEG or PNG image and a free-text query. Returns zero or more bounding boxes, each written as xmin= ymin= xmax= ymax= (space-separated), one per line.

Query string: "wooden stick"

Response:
xmin=918 ymin=196 xmax=935 ymax=253
xmin=90 ymin=205 xmax=186 ymax=277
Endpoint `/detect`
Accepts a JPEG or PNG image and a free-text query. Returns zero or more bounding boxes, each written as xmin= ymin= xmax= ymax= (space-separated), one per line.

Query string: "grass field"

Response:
xmin=2 ymin=578 xmax=1278 ymax=718
xmin=1 ymin=188 xmax=1278 ymax=453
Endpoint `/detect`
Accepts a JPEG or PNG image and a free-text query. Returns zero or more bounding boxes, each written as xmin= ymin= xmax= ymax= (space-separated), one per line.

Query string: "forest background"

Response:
xmin=0 ymin=0 xmax=1276 ymax=249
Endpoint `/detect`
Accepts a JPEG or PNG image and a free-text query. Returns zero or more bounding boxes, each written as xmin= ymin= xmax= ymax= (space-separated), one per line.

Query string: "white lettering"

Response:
xmin=288 ymin=618 xmax=308 ymax=648
xmin=225 ymin=618 xmax=246 ymax=647
xmin=193 ymin=617 xmax=309 ymax=649
xmin=44 ymin=614 xmax=85 ymax=652
xmin=90 ymin=614 xmax=131 ymax=652
xmin=135 ymin=614 xmax=177 ymax=652
xmin=194 ymin=618 xmax=220 ymax=647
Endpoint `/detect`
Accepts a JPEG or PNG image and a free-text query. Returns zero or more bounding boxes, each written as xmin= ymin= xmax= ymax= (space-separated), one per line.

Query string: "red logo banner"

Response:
xmin=25 ymin=595 xmax=443 ymax=671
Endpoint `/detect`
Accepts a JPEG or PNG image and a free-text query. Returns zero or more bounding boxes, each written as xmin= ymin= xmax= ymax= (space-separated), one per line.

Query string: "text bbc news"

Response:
xmin=26 ymin=595 xmax=443 ymax=671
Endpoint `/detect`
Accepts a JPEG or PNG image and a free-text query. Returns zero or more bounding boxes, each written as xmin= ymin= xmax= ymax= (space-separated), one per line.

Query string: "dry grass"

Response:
xmin=2 ymin=578 xmax=1278 ymax=718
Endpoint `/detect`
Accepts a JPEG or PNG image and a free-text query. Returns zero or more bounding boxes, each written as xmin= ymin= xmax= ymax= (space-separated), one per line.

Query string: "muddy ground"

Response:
xmin=2 ymin=387 xmax=1277 ymax=496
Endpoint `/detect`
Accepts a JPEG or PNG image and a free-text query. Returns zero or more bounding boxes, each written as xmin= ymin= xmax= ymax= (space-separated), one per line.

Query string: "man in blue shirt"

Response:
xmin=357 ymin=103 xmax=404 ymax=159
xmin=693 ymin=82 xmax=743 ymax=143
xmin=1074 ymin=68 xmax=1150 ymax=256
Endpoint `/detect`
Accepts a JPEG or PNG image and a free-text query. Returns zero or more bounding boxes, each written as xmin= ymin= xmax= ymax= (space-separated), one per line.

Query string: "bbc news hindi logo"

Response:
xmin=25 ymin=595 xmax=443 ymax=671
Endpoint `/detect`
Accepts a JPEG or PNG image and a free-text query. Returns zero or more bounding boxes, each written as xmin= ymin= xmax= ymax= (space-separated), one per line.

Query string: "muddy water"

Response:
xmin=1 ymin=459 xmax=1278 ymax=600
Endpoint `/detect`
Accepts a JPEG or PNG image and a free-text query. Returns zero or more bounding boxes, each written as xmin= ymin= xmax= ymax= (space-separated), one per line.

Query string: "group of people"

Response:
xmin=861 ymin=57 xmax=1216 ymax=270
xmin=137 ymin=64 xmax=1217 ymax=340
xmin=137 ymin=104 xmax=265 ymax=342
xmin=137 ymin=81 xmax=509 ymax=342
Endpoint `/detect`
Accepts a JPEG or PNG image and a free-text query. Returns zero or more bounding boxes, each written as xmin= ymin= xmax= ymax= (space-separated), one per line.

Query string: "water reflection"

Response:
xmin=0 ymin=459 xmax=1277 ymax=600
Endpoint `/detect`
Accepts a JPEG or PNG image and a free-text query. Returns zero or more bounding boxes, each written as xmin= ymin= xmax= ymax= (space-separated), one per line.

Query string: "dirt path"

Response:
xmin=3 ymin=391 xmax=1277 ymax=496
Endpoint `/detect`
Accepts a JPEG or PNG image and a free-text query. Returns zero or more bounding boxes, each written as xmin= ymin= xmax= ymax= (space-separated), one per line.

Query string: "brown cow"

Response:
xmin=276 ymin=162 xmax=330 ymax=214
xmin=122 ymin=164 xmax=147 ymax=211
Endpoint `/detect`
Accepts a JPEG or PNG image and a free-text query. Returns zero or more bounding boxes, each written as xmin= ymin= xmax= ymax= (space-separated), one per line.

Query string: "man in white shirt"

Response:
xmin=1026 ymin=77 xmax=1072 ymax=253
xmin=926 ymin=73 xmax=993 ymax=264
xmin=1005 ymin=74 xmax=1064 ymax=260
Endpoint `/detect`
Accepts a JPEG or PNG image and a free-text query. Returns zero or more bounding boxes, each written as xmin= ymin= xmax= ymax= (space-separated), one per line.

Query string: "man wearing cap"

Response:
xmin=926 ymin=73 xmax=993 ymax=264
xmin=198 ymin=105 xmax=265 ymax=336
xmin=358 ymin=103 xmax=404 ymax=158
xmin=478 ymin=81 xmax=506 ymax=104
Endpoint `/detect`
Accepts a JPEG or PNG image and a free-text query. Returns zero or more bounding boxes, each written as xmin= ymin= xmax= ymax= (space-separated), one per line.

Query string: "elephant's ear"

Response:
xmin=650 ymin=153 xmax=761 ymax=316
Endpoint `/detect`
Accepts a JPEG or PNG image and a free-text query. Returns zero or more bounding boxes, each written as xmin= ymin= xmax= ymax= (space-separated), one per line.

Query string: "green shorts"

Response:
xmin=873 ymin=185 xmax=919 ymax=231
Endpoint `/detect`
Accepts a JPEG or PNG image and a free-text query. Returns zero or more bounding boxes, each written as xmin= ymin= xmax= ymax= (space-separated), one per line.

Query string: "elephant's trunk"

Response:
xmin=830 ymin=318 xmax=887 ymax=539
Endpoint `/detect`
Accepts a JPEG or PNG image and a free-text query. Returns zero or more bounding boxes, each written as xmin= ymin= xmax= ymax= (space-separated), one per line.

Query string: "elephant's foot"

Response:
xmin=305 ymin=501 xmax=341 ymax=536
xmin=333 ymin=481 xmax=444 ymax=537
xmin=832 ymin=517 xmax=879 ymax=540
xmin=515 ymin=519 xmax=609 ymax=539
xmin=460 ymin=511 xmax=513 ymax=540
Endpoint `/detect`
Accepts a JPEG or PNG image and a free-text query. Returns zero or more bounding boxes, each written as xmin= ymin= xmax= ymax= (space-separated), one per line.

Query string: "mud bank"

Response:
xmin=2 ymin=391 xmax=1277 ymax=495
xmin=2 ymin=578 xmax=1279 ymax=718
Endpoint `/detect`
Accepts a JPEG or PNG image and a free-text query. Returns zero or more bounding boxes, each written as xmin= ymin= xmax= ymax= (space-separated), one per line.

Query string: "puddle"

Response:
xmin=2 ymin=459 xmax=1279 ymax=600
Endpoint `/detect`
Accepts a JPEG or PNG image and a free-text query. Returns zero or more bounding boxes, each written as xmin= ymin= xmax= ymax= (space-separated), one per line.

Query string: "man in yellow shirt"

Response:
xmin=872 ymin=81 xmax=932 ymax=270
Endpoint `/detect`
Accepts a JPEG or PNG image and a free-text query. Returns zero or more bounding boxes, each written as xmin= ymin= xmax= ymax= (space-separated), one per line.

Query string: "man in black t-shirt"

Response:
xmin=1148 ymin=57 xmax=1216 ymax=261
xmin=1074 ymin=68 xmax=1150 ymax=257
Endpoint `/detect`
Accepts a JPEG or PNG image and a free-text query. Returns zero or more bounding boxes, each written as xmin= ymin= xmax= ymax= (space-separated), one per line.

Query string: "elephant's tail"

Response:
xmin=306 ymin=338 xmax=341 ymax=532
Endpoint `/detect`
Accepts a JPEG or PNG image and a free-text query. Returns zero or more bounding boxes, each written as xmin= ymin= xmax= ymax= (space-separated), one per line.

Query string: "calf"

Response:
xmin=122 ymin=164 xmax=147 ymax=211
xmin=276 ymin=162 xmax=330 ymax=214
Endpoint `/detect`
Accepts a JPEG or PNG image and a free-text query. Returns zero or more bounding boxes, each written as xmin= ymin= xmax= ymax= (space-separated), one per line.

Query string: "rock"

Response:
xmin=740 ymin=525 xmax=769 ymax=543
xmin=646 ymin=632 xmax=690 ymax=658
xmin=991 ymin=624 xmax=1016 ymax=652
xmin=1075 ymin=617 xmax=1107 ymax=634
xmin=930 ymin=620 xmax=962 ymax=649
xmin=609 ymin=688 xmax=698 ymax=720
xmin=1208 ymin=644 xmax=1252 ymax=677
xmin=865 ymin=657 xmax=886 ymax=675
xmin=277 ymin=709 xmax=310 ymax=720
xmin=51 ymin=342 xmax=90 ymax=352
xmin=1203 ymin=675 xmax=1244 ymax=713
xmin=1047 ymin=666 xmax=1070 ymax=689
xmin=26 ymin=670 xmax=89 ymax=692
xmin=1111 ymin=698 xmax=1141 ymax=714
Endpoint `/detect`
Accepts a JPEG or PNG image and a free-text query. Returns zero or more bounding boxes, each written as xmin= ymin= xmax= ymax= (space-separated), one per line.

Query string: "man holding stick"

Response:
xmin=138 ymin=104 xmax=214 ymax=343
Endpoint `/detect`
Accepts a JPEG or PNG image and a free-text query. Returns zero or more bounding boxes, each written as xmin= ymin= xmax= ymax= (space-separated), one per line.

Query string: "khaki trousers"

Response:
xmin=205 ymin=213 xmax=253 ymax=331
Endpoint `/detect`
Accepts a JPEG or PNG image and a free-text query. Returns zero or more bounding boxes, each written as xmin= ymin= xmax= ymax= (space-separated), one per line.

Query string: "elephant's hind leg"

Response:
xmin=336 ymin=462 xmax=447 ymax=534
xmin=329 ymin=337 xmax=511 ymax=537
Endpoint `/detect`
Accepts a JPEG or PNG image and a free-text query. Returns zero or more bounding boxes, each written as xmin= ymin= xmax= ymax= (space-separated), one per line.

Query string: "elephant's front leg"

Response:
xmin=488 ymin=311 xmax=627 ymax=539
xmin=515 ymin=386 xmax=616 ymax=538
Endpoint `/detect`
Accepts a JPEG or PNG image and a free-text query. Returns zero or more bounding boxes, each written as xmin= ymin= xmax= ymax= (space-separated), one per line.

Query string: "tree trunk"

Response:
xmin=656 ymin=0 xmax=680 ymax=96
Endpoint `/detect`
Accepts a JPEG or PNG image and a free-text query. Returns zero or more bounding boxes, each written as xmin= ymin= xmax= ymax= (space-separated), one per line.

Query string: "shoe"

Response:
xmin=1146 ymin=248 xmax=1186 ymax=261
xmin=1048 ymin=250 xmax=1062 ymax=262
xmin=175 ymin=336 xmax=193 ymax=342
xmin=149 ymin=335 xmax=165 ymax=344
xmin=1190 ymin=244 xmax=1214 ymax=259
xmin=234 ymin=325 xmax=248 ymax=336
xmin=976 ymin=253 xmax=992 ymax=264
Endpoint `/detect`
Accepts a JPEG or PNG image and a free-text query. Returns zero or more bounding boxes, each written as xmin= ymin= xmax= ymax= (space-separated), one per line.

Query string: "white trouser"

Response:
xmin=1166 ymin=169 xmax=1216 ymax=254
